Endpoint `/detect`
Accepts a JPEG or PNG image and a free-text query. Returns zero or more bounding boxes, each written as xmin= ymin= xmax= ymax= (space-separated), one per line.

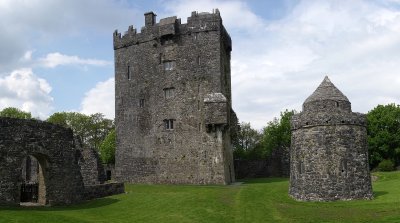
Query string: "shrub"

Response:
xmin=378 ymin=159 xmax=395 ymax=171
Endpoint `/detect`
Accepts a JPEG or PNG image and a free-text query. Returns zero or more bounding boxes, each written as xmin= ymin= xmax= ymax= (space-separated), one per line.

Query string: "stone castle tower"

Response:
xmin=113 ymin=10 xmax=236 ymax=184
xmin=289 ymin=76 xmax=373 ymax=201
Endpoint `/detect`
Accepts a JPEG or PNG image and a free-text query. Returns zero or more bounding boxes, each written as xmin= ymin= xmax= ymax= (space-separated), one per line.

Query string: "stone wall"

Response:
xmin=0 ymin=118 xmax=85 ymax=206
xmin=84 ymin=183 xmax=125 ymax=200
xmin=234 ymin=147 xmax=289 ymax=179
xmin=114 ymin=10 xmax=235 ymax=185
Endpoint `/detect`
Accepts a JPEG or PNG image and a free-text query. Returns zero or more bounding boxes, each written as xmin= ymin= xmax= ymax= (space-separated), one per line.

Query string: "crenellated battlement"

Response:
xmin=113 ymin=9 xmax=228 ymax=50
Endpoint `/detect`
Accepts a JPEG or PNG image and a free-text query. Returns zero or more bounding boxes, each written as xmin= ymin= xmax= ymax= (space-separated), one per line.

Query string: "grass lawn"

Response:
xmin=1 ymin=171 xmax=400 ymax=223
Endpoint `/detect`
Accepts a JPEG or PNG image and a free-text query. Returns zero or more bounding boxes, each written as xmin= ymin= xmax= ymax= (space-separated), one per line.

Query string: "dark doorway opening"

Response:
xmin=20 ymin=155 xmax=47 ymax=206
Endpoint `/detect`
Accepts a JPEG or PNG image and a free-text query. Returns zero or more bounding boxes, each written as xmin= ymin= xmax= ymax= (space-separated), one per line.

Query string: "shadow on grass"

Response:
xmin=240 ymin=177 xmax=289 ymax=184
xmin=0 ymin=198 xmax=120 ymax=211
xmin=373 ymin=191 xmax=388 ymax=198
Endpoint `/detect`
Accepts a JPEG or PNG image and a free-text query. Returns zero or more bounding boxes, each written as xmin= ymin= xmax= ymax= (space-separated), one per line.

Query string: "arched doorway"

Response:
xmin=20 ymin=154 xmax=48 ymax=206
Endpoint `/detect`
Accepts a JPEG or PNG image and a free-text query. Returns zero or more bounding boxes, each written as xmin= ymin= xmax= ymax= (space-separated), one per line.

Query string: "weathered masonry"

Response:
xmin=114 ymin=10 xmax=236 ymax=184
xmin=0 ymin=118 xmax=124 ymax=206
xmin=289 ymin=76 xmax=373 ymax=201
xmin=0 ymin=118 xmax=85 ymax=206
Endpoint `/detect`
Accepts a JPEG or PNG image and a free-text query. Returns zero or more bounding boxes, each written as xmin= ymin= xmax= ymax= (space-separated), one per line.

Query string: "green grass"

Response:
xmin=1 ymin=171 xmax=400 ymax=223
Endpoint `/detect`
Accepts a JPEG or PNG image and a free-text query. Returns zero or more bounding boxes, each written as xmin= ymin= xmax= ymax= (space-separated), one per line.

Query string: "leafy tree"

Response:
xmin=87 ymin=113 xmax=114 ymax=151
xmin=367 ymin=104 xmax=400 ymax=169
xmin=259 ymin=109 xmax=296 ymax=158
xmin=0 ymin=107 xmax=32 ymax=119
xmin=100 ymin=129 xmax=116 ymax=164
xmin=47 ymin=112 xmax=114 ymax=151
xmin=233 ymin=122 xmax=262 ymax=160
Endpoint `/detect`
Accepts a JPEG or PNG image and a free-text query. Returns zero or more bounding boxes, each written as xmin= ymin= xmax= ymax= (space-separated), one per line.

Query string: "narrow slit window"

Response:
xmin=193 ymin=32 xmax=198 ymax=40
xmin=139 ymin=99 xmax=145 ymax=108
xmin=127 ymin=65 xmax=131 ymax=80
xmin=197 ymin=56 xmax=201 ymax=65
xmin=164 ymin=119 xmax=174 ymax=130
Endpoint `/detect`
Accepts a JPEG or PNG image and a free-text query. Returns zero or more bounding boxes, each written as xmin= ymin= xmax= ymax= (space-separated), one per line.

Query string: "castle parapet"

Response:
xmin=113 ymin=9 xmax=226 ymax=50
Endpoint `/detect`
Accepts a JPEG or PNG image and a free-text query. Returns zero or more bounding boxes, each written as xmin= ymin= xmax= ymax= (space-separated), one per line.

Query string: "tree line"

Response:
xmin=232 ymin=104 xmax=400 ymax=171
xmin=2 ymin=103 xmax=400 ymax=171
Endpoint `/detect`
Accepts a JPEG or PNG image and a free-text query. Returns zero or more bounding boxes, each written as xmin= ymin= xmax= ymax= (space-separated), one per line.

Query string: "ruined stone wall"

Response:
xmin=114 ymin=10 xmax=235 ymax=184
xmin=78 ymin=147 xmax=106 ymax=186
xmin=0 ymin=118 xmax=85 ymax=206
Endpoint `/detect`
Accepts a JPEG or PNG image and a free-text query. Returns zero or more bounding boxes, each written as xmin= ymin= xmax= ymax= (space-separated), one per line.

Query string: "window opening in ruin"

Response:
xmin=335 ymin=101 xmax=339 ymax=107
xmin=164 ymin=119 xmax=174 ymax=130
xmin=161 ymin=35 xmax=174 ymax=45
xmin=193 ymin=32 xmax=198 ymax=40
xmin=163 ymin=61 xmax=175 ymax=71
xmin=139 ymin=99 xmax=145 ymax=108
xmin=106 ymin=170 xmax=112 ymax=181
xmin=197 ymin=56 xmax=201 ymax=65
xmin=197 ymin=100 xmax=200 ymax=110
xmin=164 ymin=87 xmax=175 ymax=99
xmin=20 ymin=155 xmax=47 ymax=206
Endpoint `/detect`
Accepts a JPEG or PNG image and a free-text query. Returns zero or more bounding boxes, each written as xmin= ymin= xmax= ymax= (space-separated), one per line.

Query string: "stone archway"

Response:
xmin=20 ymin=154 xmax=49 ymax=205
xmin=0 ymin=118 xmax=85 ymax=206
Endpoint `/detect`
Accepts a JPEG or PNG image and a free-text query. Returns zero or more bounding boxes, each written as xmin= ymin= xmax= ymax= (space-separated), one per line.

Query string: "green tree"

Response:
xmin=87 ymin=113 xmax=114 ymax=151
xmin=100 ymin=129 xmax=116 ymax=164
xmin=233 ymin=122 xmax=263 ymax=160
xmin=260 ymin=109 xmax=296 ymax=158
xmin=0 ymin=107 xmax=32 ymax=119
xmin=367 ymin=104 xmax=400 ymax=169
xmin=47 ymin=112 xmax=114 ymax=151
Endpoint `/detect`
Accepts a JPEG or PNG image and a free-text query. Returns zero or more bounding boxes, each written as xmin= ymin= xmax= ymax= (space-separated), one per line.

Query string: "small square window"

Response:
xmin=164 ymin=119 xmax=174 ymax=130
xmin=163 ymin=87 xmax=175 ymax=99
xmin=163 ymin=61 xmax=175 ymax=71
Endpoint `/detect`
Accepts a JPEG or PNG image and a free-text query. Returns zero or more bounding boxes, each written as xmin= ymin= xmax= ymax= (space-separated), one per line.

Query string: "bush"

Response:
xmin=378 ymin=159 xmax=395 ymax=171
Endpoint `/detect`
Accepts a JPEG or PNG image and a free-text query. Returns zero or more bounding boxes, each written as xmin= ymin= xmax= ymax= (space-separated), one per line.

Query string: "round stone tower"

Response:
xmin=289 ymin=76 xmax=373 ymax=201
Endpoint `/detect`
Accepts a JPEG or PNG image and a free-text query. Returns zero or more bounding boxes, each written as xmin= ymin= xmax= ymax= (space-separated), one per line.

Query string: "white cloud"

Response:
xmin=0 ymin=0 xmax=140 ymax=71
xmin=39 ymin=52 xmax=111 ymax=68
xmin=163 ymin=0 xmax=264 ymax=32
xmin=80 ymin=78 xmax=114 ymax=119
xmin=0 ymin=68 xmax=53 ymax=118
xmin=162 ymin=0 xmax=400 ymax=129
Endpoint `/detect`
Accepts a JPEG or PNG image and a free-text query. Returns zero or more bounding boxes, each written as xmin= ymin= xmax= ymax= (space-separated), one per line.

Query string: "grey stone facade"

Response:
xmin=114 ymin=10 xmax=236 ymax=184
xmin=289 ymin=76 xmax=373 ymax=201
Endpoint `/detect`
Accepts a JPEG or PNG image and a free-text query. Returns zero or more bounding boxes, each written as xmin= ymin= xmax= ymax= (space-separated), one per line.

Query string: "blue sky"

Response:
xmin=1 ymin=0 xmax=400 ymax=129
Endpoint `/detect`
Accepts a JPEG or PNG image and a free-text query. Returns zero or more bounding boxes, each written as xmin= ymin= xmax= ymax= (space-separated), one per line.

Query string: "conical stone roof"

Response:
xmin=304 ymin=76 xmax=349 ymax=104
